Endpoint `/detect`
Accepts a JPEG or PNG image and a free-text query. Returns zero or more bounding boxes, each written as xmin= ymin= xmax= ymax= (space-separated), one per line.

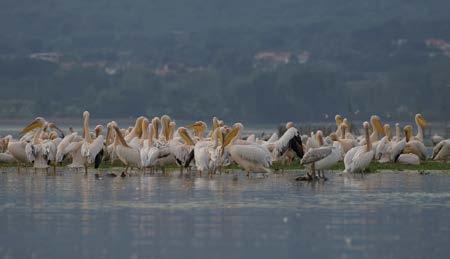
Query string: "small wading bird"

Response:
xmin=0 ymin=112 xmax=445 ymax=179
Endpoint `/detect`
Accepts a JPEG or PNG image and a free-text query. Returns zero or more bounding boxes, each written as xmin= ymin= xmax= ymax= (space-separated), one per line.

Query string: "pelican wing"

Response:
xmin=267 ymin=132 xmax=278 ymax=143
xmin=246 ymin=134 xmax=256 ymax=143
xmin=343 ymin=146 xmax=361 ymax=172
xmin=230 ymin=144 xmax=272 ymax=167
xmin=0 ymin=153 xmax=16 ymax=163
xmin=390 ymin=140 xmax=406 ymax=162
xmin=432 ymin=140 xmax=445 ymax=159
xmin=349 ymin=149 xmax=374 ymax=173
xmin=81 ymin=135 xmax=105 ymax=164
xmin=56 ymin=133 xmax=78 ymax=162
xmin=301 ymin=147 xmax=332 ymax=165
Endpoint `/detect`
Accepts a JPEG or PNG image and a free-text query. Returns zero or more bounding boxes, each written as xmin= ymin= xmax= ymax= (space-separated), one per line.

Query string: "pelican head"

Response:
xmin=177 ymin=127 xmax=195 ymax=146
xmin=384 ymin=124 xmax=391 ymax=140
xmin=316 ymin=130 xmax=324 ymax=145
xmin=329 ymin=133 xmax=338 ymax=142
xmin=48 ymin=122 xmax=64 ymax=138
xmin=363 ymin=121 xmax=370 ymax=130
xmin=343 ymin=118 xmax=350 ymax=130
xmin=49 ymin=131 xmax=58 ymax=140
xmin=83 ymin=111 xmax=90 ymax=118
xmin=370 ymin=115 xmax=384 ymax=136
xmin=335 ymin=115 xmax=344 ymax=126
xmin=141 ymin=118 xmax=150 ymax=139
xmin=404 ymin=125 xmax=413 ymax=142
xmin=187 ymin=121 xmax=207 ymax=137
xmin=415 ymin=114 xmax=427 ymax=128
xmin=151 ymin=117 xmax=160 ymax=139
xmin=286 ymin=122 xmax=295 ymax=129
xmin=94 ymin=125 xmax=103 ymax=137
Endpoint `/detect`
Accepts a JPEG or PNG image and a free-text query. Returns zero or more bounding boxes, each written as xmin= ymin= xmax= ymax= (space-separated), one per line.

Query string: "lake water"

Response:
xmin=0 ymin=170 xmax=449 ymax=259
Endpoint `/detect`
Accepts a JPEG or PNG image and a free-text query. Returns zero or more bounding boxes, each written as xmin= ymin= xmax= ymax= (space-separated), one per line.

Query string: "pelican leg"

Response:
xmin=84 ymin=165 xmax=88 ymax=175
xmin=311 ymin=163 xmax=316 ymax=179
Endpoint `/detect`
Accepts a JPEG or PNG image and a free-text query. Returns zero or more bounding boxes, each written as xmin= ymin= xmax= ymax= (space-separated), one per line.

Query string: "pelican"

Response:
xmin=432 ymin=139 xmax=450 ymax=162
xmin=7 ymin=118 xmax=48 ymax=170
xmin=190 ymin=127 xmax=223 ymax=176
xmin=265 ymin=125 xmax=304 ymax=164
xmin=403 ymin=125 xmax=427 ymax=160
xmin=391 ymin=123 xmax=402 ymax=142
xmin=124 ymin=116 xmax=144 ymax=143
xmin=334 ymin=115 xmax=344 ymax=137
xmin=187 ymin=120 xmax=208 ymax=141
xmin=431 ymin=134 xmax=444 ymax=146
xmin=397 ymin=153 xmax=421 ymax=165
xmin=414 ymin=113 xmax=427 ymax=142
xmin=25 ymin=125 xmax=60 ymax=173
xmin=112 ymin=122 xmax=142 ymax=174
xmin=221 ymin=125 xmax=273 ymax=176
xmin=305 ymin=130 xmax=324 ymax=151
xmin=333 ymin=123 xmax=357 ymax=153
xmin=0 ymin=135 xmax=16 ymax=164
xmin=342 ymin=118 xmax=355 ymax=139
xmin=299 ymin=141 xmax=342 ymax=180
xmin=375 ymin=124 xmax=405 ymax=163
xmin=80 ymin=111 xmax=105 ymax=174
xmin=56 ymin=132 xmax=84 ymax=169
xmin=344 ymin=121 xmax=374 ymax=174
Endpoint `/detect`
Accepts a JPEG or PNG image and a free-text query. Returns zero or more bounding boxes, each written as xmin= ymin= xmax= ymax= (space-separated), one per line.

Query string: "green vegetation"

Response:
xmin=1 ymin=161 xmax=450 ymax=172
xmin=1 ymin=0 xmax=450 ymax=122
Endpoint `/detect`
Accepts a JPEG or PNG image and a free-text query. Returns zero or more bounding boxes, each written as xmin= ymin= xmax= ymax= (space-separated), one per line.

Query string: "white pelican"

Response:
xmin=403 ymin=125 xmax=427 ymax=160
xmin=299 ymin=141 xmax=342 ymax=180
xmin=342 ymin=118 xmax=355 ymax=139
xmin=375 ymin=124 xmax=405 ymax=163
xmin=187 ymin=120 xmax=208 ymax=141
xmin=124 ymin=116 xmax=144 ymax=143
xmin=80 ymin=111 xmax=105 ymax=174
xmin=56 ymin=132 xmax=84 ymax=169
xmin=333 ymin=123 xmax=357 ymax=153
xmin=140 ymin=116 xmax=176 ymax=170
xmin=25 ymin=126 xmax=60 ymax=173
xmin=391 ymin=123 xmax=402 ymax=142
xmin=112 ymin=123 xmax=142 ymax=174
xmin=265 ymin=126 xmax=304 ymax=164
xmin=431 ymin=134 xmax=444 ymax=146
xmin=334 ymin=115 xmax=344 ymax=137
xmin=432 ymin=139 xmax=450 ymax=162
xmin=305 ymin=130 xmax=324 ymax=151
xmin=222 ymin=125 xmax=273 ymax=176
xmin=7 ymin=118 xmax=53 ymax=171
xmin=344 ymin=121 xmax=374 ymax=174
xmin=397 ymin=153 xmax=421 ymax=165
xmin=190 ymin=127 xmax=223 ymax=176
xmin=414 ymin=113 xmax=427 ymax=142
xmin=169 ymin=127 xmax=195 ymax=168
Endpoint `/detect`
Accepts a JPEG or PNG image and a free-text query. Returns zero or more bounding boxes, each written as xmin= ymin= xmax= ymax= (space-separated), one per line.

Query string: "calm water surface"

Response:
xmin=0 ymin=170 xmax=449 ymax=259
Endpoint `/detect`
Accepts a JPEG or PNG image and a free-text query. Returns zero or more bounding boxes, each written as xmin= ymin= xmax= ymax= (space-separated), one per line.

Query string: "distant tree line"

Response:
xmin=0 ymin=0 xmax=449 ymax=122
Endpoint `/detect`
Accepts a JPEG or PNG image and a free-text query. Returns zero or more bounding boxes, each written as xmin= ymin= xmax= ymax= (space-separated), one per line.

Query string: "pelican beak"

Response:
xmin=417 ymin=115 xmax=427 ymax=128
xmin=178 ymin=128 xmax=195 ymax=146
xmin=335 ymin=115 xmax=343 ymax=126
xmin=21 ymin=117 xmax=45 ymax=135
xmin=223 ymin=126 xmax=239 ymax=148
xmin=371 ymin=116 xmax=385 ymax=135
xmin=49 ymin=123 xmax=65 ymax=138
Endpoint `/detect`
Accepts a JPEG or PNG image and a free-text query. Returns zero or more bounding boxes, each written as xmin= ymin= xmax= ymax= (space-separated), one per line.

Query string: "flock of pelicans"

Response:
xmin=0 ymin=112 xmax=449 ymax=181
